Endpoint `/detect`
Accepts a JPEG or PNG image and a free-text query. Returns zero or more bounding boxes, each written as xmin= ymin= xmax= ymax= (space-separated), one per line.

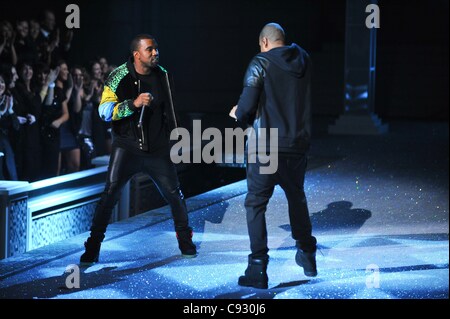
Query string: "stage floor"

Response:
xmin=0 ymin=119 xmax=448 ymax=302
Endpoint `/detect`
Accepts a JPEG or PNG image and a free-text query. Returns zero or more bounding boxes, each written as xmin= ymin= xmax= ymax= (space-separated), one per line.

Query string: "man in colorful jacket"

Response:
xmin=80 ymin=34 xmax=197 ymax=264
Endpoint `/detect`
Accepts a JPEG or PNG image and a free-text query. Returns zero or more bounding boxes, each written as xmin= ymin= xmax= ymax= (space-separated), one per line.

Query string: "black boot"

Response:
xmin=80 ymin=237 xmax=102 ymax=265
xmin=176 ymin=227 xmax=197 ymax=258
xmin=295 ymin=249 xmax=317 ymax=277
xmin=238 ymin=256 xmax=269 ymax=289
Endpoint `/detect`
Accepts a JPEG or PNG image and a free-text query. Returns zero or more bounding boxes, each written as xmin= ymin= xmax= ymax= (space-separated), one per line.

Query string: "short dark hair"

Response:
xmin=34 ymin=61 xmax=50 ymax=75
xmin=16 ymin=60 xmax=34 ymax=74
xmin=130 ymin=34 xmax=156 ymax=55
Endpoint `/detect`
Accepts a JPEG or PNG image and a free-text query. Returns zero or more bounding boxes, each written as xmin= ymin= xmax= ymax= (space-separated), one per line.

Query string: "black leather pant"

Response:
xmin=244 ymin=155 xmax=317 ymax=258
xmin=89 ymin=145 xmax=189 ymax=240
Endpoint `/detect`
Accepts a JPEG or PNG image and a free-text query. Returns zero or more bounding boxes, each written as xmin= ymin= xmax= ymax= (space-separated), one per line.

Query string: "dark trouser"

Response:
xmin=245 ymin=155 xmax=316 ymax=258
xmin=41 ymin=134 xmax=60 ymax=180
xmin=89 ymin=145 xmax=189 ymax=240
xmin=0 ymin=136 xmax=18 ymax=181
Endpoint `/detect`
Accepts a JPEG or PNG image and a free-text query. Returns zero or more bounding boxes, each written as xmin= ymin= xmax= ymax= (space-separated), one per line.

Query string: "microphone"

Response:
xmin=138 ymin=104 xmax=145 ymax=127
xmin=137 ymin=93 xmax=152 ymax=127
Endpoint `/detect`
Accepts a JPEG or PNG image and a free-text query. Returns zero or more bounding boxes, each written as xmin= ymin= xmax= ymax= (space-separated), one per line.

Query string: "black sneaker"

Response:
xmin=176 ymin=228 xmax=197 ymax=258
xmin=295 ymin=249 xmax=317 ymax=277
xmin=80 ymin=238 xmax=101 ymax=266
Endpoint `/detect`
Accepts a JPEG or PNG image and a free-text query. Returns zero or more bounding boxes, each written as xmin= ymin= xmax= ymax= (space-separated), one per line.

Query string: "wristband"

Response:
xmin=48 ymin=82 xmax=55 ymax=88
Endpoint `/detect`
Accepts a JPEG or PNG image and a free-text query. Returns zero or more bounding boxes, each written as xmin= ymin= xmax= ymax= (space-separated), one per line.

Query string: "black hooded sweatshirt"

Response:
xmin=235 ymin=43 xmax=312 ymax=156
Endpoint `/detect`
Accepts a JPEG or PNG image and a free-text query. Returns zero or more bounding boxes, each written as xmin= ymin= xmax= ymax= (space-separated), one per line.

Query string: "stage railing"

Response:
xmin=0 ymin=167 xmax=122 ymax=259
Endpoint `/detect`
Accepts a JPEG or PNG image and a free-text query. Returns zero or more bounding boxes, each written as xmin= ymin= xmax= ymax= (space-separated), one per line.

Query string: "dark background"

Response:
xmin=2 ymin=0 xmax=448 ymax=120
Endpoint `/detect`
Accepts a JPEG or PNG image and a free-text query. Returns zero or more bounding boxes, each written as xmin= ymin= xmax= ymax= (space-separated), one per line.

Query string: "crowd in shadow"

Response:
xmin=1 ymin=9 xmax=114 ymax=181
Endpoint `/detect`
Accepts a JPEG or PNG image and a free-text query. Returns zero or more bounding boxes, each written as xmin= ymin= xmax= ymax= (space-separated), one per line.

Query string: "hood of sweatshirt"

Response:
xmin=258 ymin=43 xmax=308 ymax=78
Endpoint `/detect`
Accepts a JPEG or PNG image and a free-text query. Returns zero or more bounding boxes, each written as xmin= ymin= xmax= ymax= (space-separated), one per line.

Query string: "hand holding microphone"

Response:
xmin=134 ymin=92 xmax=153 ymax=108
xmin=135 ymin=92 xmax=153 ymax=127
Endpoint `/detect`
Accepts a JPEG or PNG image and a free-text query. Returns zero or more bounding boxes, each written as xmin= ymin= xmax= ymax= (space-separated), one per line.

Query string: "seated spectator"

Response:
xmin=0 ymin=71 xmax=20 ymax=180
xmin=0 ymin=20 xmax=18 ymax=66
xmin=15 ymin=19 xmax=38 ymax=66
xmin=12 ymin=61 xmax=42 ymax=181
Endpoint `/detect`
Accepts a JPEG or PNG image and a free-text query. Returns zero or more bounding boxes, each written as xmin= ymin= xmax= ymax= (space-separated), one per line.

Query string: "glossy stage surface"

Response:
xmin=0 ymin=120 xmax=448 ymax=302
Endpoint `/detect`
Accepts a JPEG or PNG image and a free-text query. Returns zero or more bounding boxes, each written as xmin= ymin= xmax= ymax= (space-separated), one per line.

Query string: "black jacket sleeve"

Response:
xmin=235 ymin=56 xmax=265 ymax=126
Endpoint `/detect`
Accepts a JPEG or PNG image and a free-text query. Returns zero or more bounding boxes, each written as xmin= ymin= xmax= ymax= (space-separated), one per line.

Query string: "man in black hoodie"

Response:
xmin=230 ymin=23 xmax=317 ymax=289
